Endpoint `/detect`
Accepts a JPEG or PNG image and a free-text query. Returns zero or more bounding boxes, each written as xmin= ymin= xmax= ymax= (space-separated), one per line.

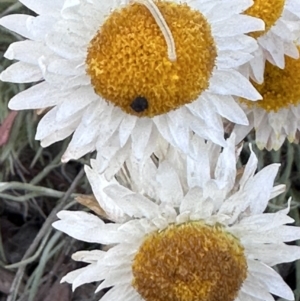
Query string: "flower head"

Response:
xmin=0 ymin=0 xmax=263 ymax=172
xmin=234 ymin=47 xmax=300 ymax=150
xmin=243 ymin=0 xmax=300 ymax=83
xmin=53 ymin=135 xmax=300 ymax=301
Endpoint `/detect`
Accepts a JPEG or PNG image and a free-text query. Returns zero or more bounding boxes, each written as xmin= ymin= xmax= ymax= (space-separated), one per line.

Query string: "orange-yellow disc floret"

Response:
xmin=243 ymin=49 xmax=300 ymax=112
xmin=245 ymin=0 xmax=285 ymax=38
xmin=132 ymin=222 xmax=247 ymax=301
xmin=86 ymin=1 xmax=216 ymax=117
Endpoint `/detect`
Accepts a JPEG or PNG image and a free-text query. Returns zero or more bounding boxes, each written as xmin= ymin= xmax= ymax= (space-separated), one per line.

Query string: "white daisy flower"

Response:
xmin=0 ymin=0 xmax=263 ymax=171
xmin=234 ymin=49 xmax=300 ymax=150
xmin=243 ymin=0 xmax=300 ymax=83
xmin=53 ymin=135 xmax=300 ymax=301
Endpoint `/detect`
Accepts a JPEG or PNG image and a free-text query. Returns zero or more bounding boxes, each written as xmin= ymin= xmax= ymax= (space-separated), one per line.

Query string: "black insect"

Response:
xmin=130 ymin=96 xmax=148 ymax=113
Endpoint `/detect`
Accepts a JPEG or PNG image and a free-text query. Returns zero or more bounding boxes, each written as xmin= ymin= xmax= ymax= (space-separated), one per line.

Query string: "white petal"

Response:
xmin=102 ymin=243 xmax=137 ymax=267
xmin=216 ymin=34 xmax=258 ymax=53
xmin=209 ymin=94 xmax=248 ymax=124
xmin=209 ymin=70 xmax=262 ymax=100
xmin=180 ymin=187 xmax=204 ymax=213
xmin=72 ymin=250 xmax=105 ymax=263
xmin=115 ymin=191 xmax=161 ymax=219
xmin=217 ymin=49 xmax=253 ymax=69
xmin=239 ymin=144 xmax=258 ymax=188
xmin=100 ymin=285 xmax=138 ymax=301
xmin=214 ymin=134 xmax=236 ymax=189
xmin=236 ymin=226 xmax=300 ymax=244
xmin=131 ymin=118 xmax=153 ymax=160
xmin=61 ymin=265 xmax=94 ymax=285
xmin=62 ymin=102 xmax=102 ymax=160
xmin=212 ymin=15 xmax=264 ymax=37
xmin=241 ymin=275 xmax=274 ymax=301
xmin=167 ymin=108 xmax=191 ymax=153
xmin=35 ymin=106 xmax=81 ymax=141
xmin=188 ymin=113 xmax=226 ymax=146
xmin=101 ymin=143 xmax=131 ymax=180
xmin=0 ymin=14 xmax=34 ymax=39
xmin=258 ymin=33 xmax=285 ymax=68
xmin=0 ymin=61 xmax=42 ymax=83
xmin=246 ymin=243 xmax=300 ymax=266
xmin=9 ymin=82 xmax=64 ymax=110
xmin=236 ymin=211 xmax=294 ymax=231
xmin=249 ymin=48 xmax=266 ymax=84
xmin=187 ymin=136 xmax=211 ymax=187
xmin=84 ymin=164 xmax=127 ymax=222
xmin=153 ymin=114 xmax=175 ymax=145
xmin=156 ymin=161 xmax=184 ymax=206
xmin=204 ymin=0 xmax=253 ymax=22
xmin=269 ymin=184 xmax=286 ymax=199
xmin=72 ymin=263 xmax=110 ymax=290
xmin=237 ymin=291 xmax=264 ymax=301
xmin=55 ymin=87 xmax=97 ymax=122
xmin=19 ymin=0 xmax=63 ymax=14
xmin=53 ymin=210 xmax=124 ymax=244
xmin=248 ymin=259 xmax=295 ymax=300
xmin=96 ymin=267 xmax=132 ymax=292
xmin=187 ymin=95 xmax=225 ymax=133
xmin=4 ymin=40 xmax=52 ymax=64
xmin=119 ymin=115 xmax=137 ymax=147
xmin=27 ymin=15 xmax=57 ymax=41
xmin=46 ymin=25 xmax=86 ymax=60
xmin=245 ymin=164 xmax=280 ymax=214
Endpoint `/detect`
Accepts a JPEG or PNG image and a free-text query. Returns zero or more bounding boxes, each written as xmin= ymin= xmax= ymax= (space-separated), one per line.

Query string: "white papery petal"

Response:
xmin=187 ymin=136 xmax=211 ymax=187
xmin=119 ymin=193 xmax=161 ymax=220
xmin=96 ymin=267 xmax=132 ymax=292
xmin=209 ymin=94 xmax=248 ymax=124
xmin=19 ymin=0 xmax=63 ymax=14
xmin=205 ymin=0 xmax=253 ymax=20
xmin=209 ymin=69 xmax=261 ymax=100
xmin=72 ymin=250 xmax=106 ymax=263
xmin=100 ymin=285 xmax=139 ymax=301
xmin=119 ymin=115 xmax=137 ymax=147
xmin=212 ymin=15 xmax=264 ymax=37
xmin=0 ymin=14 xmax=34 ymax=39
xmin=241 ymin=275 xmax=274 ymax=301
xmin=245 ymin=164 xmax=280 ymax=214
xmin=72 ymin=263 xmax=112 ymax=290
xmin=269 ymin=184 xmax=286 ymax=199
xmin=248 ymin=259 xmax=295 ymax=300
xmin=55 ymin=87 xmax=97 ymax=122
xmin=35 ymin=106 xmax=82 ymax=141
xmin=61 ymin=265 xmax=93 ymax=285
xmin=4 ymin=40 xmax=52 ymax=64
xmin=156 ymin=160 xmax=184 ymax=207
xmin=189 ymin=113 xmax=226 ymax=146
xmin=8 ymin=82 xmax=66 ymax=110
xmin=167 ymin=109 xmax=191 ymax=153
xmin=214 ymin=134 xmax=236 ymax=189
xmin=246 ymin=243 xmax=300 ymax=266
xmin=180 ymin=186 xmax=203 ymax=213
xmin=239 ymin=144 xmax=258 ymax=188
xmin=1 ymin=61 xmax=42 ymax=83
xmin=53 ymin=211 xmax=124 ymax=244
xmin=131 ymin=118 xmax=153 ymax=160
xmin=85 ymin=164 xmax=127 ymax=223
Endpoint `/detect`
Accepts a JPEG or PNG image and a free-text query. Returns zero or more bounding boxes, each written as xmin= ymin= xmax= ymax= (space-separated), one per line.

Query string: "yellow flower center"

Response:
xmin=132 ymin=223 xmax=247 ymax=301
xmin=245 ymin=0 xmax=285 ymax=38
xmin=86 ymin=1 xmax=216 ymax=117
xmin=242 ymin=49 xmax=300 ymax=112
